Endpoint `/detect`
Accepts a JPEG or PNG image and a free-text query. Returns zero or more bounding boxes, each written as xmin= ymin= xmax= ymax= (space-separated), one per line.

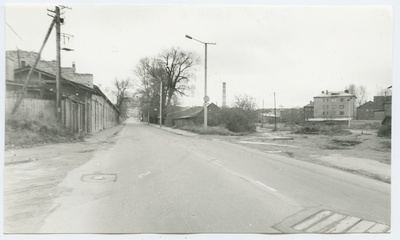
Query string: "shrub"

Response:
xmin=378 ymin=124 xmax=391 ymax=138
xmin=218 ymin=108 xmax=257 ymax=133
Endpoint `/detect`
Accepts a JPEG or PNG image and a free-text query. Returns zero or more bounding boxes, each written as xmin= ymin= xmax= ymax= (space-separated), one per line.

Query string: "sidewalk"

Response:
xmin=4 ymin=123 xmax=125 ymax=165
xmin=147 ymin=123 xmax=198 ymax=137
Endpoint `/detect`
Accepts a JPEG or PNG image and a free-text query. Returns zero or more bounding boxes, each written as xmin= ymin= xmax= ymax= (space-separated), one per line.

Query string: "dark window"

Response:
xmin=340 ymin=111 xmax=344 ymax=115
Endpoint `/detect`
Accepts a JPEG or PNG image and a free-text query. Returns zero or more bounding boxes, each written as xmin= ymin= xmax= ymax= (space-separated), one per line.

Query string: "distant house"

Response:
xmin=168 ymin=103 xmax=220 ymax=127
xmin=356 ymin=101 xmax=374 ymax=120
xmin=303 ymin=101 xmax=314 ymax=121
xmin=313 ymin=90 xmax=356 ymax=119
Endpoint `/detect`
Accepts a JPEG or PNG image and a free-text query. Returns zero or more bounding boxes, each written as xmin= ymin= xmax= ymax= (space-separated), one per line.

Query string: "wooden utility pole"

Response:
xmin=159 ymin=81 xmax=163 ymax=128
xmin=274 ymin=92 xmax=277 ymax=131
xmin=55 ymin=6 xmax=62 ymax=123
xmin=11 ymin=18 xmax=56 ymax=115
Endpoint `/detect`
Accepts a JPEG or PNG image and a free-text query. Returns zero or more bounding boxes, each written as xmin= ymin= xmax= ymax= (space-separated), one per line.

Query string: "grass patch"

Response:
xmin=178 ymin=125 xmax=245 ymax=136
xmin=294 ymin=124 xmax=351 ymax=136
xmin=5 ymin=119 xmax=82 ymax=149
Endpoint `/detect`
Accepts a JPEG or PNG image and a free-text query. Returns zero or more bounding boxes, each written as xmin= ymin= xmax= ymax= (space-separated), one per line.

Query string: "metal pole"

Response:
xmin=56 ymin=6 xmax=62 ymax=123
xmin=348 ymin=98 xmax=351 ymax=127
xmin=204 ymin=43 xmax=208 ymax=130
xmin=274 ymin=92 xmax=277 ymax=131
xmin=159 ymin=81 xmax=162 ymax=128
xmin=262 ymin=99 xmax=264 ymax=128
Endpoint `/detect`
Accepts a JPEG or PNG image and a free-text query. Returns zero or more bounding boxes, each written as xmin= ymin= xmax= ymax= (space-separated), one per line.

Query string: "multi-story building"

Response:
xmin=313 ymin=90 xmax=356 ymax=119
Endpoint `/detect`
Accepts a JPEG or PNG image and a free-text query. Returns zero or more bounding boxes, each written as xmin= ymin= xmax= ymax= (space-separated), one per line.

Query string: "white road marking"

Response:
xmin=347 ymin=220 xmax=376 ymax=233
xmin=326 ymin=216 xmax=361 ymax=233
xmin=254 ymin=180 xmax=277 ymax=192
xmin=293 ymin=210 xmax=333 ymax=231
xmin=138 ymin=171 xmax=151 ymax=178
xmin=306 ymin=213 xmax=346 ymax=232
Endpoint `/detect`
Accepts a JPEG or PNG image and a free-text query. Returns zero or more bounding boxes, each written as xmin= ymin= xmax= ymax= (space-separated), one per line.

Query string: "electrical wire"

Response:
xmin=6 ymin=21 xmax=85 ymax=93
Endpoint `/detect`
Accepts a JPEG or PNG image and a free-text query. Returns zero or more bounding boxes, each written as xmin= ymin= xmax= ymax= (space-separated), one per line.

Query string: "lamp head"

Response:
xmin=185 ymin=35 xmax=193 ymax=39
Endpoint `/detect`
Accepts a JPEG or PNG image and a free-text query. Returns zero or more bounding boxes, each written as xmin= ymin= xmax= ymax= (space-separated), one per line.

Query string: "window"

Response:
xmin=340 ymin=98 xmax=344 ymax=102
xmin=340 ymin=105 xmax=344 ymax=109
xmin=340 ymin=111 xmax=344 ymax=115
xmin=332 ymin=99 xmax=337 ymax=102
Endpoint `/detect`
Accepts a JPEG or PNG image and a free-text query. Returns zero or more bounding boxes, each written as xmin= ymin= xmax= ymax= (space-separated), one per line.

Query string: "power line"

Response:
xmin=6 ymin=21 xmax=83 ymax=93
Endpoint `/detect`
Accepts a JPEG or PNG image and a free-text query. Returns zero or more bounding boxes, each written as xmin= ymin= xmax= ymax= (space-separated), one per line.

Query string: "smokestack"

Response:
xmin=72 ymin=62 xmax=76 ymax=72
xmin=222 ymin=82 xmax=226 ymax=108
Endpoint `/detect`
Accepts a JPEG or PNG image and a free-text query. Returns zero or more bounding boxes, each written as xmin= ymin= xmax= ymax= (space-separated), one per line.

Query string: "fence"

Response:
xmin=5 ymin=97 xmax=57 ymax=124
xmin=6 ymin=96 xmax=119 ymax=134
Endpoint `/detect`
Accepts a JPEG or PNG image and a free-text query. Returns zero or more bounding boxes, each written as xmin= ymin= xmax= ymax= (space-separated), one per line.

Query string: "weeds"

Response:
xmin=5 ymin=119 xmax=82 ymax=149
xmin=178 ymin=125 xmax=243 ymax=136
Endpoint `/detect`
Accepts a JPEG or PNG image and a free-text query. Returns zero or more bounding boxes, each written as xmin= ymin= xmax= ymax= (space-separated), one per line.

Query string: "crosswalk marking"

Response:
xmin=293 ymin=210 xmax=332 ymax=231
xmin=291 ymin=210 xmax=390 ymax=233
xmin=326 ymin=216 xmax=361 ymax=233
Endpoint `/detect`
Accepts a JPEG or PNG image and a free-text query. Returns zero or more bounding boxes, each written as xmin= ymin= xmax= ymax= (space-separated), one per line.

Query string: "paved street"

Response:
xmin=26 ymin=119 xmax=389 ymax=234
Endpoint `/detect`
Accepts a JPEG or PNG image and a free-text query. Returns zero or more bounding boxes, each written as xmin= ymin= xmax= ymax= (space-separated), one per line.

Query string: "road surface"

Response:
xmin=38 ymin=119 xmax=390 ymax=233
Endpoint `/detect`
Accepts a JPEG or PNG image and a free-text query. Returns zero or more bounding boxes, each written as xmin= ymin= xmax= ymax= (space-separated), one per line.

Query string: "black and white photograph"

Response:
xmin=1 ymin=0 xmax=398 ymax=239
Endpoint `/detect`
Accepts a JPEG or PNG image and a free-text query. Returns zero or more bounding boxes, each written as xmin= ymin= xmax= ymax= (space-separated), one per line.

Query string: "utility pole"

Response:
xmin=11 ymin=18 xmax=56 ymax=115
xmin=159 ymin=81 xmax=163 ymax=128
xmin=262 ymin=99 xmax=264 ymax=128
xmin=55 ymin=6 xmax=62 ymax=123
xmin=274 ymin=92 xmax=277 ymax=131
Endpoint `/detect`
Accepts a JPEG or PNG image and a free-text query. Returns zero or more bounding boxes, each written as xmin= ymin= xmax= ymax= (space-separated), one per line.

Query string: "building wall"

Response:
xmin=314 ymin=95 xmax=355 ymax=119
xmin=304 ymin=106 xmax=314 ymax=120
xmin=5 ymin=97 xmax=57 ymax=124
xmin=91 ymin=94 xmax=119 ymax=133
xmin=356 ymin=102 xmax=374 ymax=120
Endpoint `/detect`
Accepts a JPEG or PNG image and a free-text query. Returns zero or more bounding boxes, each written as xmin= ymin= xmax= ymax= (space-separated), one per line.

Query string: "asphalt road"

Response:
xmin=39 ymin=119 xmax=390 ymax=233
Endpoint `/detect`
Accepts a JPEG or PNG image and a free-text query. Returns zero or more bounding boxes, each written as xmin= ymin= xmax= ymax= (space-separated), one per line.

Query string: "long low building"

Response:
xmin=5 ymin=50 xmax=120 ymax=135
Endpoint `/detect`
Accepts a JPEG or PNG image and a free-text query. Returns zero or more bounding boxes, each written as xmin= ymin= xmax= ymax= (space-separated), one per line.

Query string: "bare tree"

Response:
xmin=234 ymin=94 xmax=258 ymax=111
xmin=346 ymin=84 xmax=369 ymax=107
xmin=157 ymin=47 xmax=200 ymax=108
xmin=112 ymin=78 xmax=133 ymax=111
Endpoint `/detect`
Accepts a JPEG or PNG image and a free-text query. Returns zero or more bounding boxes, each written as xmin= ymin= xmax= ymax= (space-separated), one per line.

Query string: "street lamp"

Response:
xmin=185 ymin=35 xmax=216 ymax=129
xmin=347 ymin=98 xmax=352 ymax=127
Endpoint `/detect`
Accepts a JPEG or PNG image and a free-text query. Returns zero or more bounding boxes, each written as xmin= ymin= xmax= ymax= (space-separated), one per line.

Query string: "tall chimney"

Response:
xmin=72 ymin=62 xmax=76 ymax=72
xmin=222 ymin=82 xmax=226 ymax=108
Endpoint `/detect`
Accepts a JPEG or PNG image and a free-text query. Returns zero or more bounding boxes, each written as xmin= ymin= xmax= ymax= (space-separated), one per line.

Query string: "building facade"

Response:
xmin=356 ymin=101 xmax=374 ymax=120
xmin=5 ymin=50 xmax=119 ymax=135
xmin=303 ymin=101 xmax=314 ymax=121
xmin=313 ymin=90 xmax=356 ymax=119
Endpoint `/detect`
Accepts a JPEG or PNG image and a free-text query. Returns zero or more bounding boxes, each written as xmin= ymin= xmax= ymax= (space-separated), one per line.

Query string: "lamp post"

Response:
xmin=347 ymin=97 xmax=352 ymax=127
xmin=185 ymin=35 xmax=216 ymax=130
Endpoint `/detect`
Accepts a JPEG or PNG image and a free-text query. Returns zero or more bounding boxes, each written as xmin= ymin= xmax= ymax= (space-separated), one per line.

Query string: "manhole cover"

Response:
xmin=81 ymin=173 xmax=117 ymax=182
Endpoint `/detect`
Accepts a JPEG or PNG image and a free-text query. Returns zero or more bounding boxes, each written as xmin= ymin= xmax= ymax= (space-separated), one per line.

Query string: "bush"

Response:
xmin=179 ymin=125 xmax=240 ymax=135
xmin=218 ymin=108 xmax=257 ymax=133
xmin=378 ymin=124 xmax=391 ymax=138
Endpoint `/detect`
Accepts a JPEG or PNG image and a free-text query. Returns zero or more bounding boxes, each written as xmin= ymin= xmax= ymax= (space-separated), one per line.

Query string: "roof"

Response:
xmin=304 ymin=101 xmax=314 ymax=107
xmin=173 ymin=103 xmax=218 ymax=120
xmin=314 ymin=91 xmax=355 ymax=98
xmin=6 ymin=50 xmax=93 ymax=88
xmin=357 ymin=101 xmax=374 ymax=109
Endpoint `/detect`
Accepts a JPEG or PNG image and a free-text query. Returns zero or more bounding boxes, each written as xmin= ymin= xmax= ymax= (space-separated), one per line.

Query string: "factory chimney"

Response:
xmin=222 ymin=82 xmax=227 ymax=108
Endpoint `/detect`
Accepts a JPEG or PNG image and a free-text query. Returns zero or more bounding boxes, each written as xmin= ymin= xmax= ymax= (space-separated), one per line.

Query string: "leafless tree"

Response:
xmin=157 ymin=47 xmax=200 ymax=108
xmin=234 ymin=94 xmax=258 ymax=111
xmin=112 ymin=78 xmax=133 ymax=111
xmin=346 ymin=84 xmax=369 ymax=107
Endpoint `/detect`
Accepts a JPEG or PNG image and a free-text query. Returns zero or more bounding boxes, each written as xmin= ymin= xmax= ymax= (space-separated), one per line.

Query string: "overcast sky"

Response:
xmin=4 ymin=3 xmax=393 ymax=108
